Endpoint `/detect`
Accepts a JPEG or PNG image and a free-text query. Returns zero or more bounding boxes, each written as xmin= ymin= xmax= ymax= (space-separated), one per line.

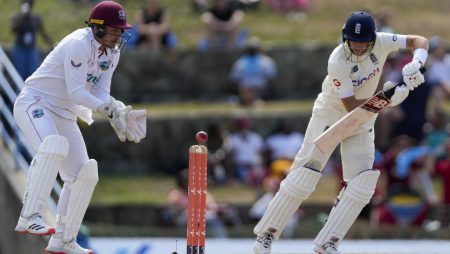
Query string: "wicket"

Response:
xmin=187 ymin=145 xmax=208 ymax=254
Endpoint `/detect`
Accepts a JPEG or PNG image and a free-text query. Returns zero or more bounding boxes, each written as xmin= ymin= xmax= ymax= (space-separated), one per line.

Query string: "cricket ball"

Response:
xmin=196 ymin=131 xmax=208 ymax=143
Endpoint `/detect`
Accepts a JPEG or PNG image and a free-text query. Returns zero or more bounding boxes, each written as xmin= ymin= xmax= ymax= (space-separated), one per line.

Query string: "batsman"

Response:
xmin=253 ymin=11 xmax=429 ymax=254
xmin=13 ymin=1 xmax=146 ymax=254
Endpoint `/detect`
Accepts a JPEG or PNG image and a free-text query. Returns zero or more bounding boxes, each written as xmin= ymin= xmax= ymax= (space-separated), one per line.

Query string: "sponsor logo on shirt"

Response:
xmin=86 ymin=73 xmax=99 ymax=84
xmin=31 ymin=108 xmax=44 ymax=118
xmin=352 ymin=67 xmax=380 ymax=86
xmin=333 ymin=79 xmax=342 ymax=88
xmin=71 ymin=60 xmax=82 ymax=68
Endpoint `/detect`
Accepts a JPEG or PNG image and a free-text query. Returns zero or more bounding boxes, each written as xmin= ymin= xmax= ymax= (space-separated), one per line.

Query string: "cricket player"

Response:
xmin=13 ymin=1 xmax=146 ymax=253
xmin=253 ymin=11 xmax=429 ymax=254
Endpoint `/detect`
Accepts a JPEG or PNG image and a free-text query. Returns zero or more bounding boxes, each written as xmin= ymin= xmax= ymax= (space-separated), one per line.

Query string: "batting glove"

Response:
xmin=383 ymin=81 xmax=410 ymax=107
xmin=402 ymin=60 xmax=424 ymax=90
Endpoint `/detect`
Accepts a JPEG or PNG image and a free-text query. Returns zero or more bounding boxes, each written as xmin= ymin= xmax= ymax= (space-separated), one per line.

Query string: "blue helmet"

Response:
xmin=342 ymin=11 xmax=376 ymax=43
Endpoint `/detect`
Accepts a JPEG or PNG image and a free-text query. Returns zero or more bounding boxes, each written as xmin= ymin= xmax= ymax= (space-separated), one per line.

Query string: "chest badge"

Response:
xmin=370 ymin=53 xmax=379 ymax=65
xmin=98 ymin=60 xmax=111 ymax=71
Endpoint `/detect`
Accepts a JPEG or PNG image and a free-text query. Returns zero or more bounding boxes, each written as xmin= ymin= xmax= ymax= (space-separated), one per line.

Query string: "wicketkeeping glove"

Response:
xmin=383 ymin=81 xmax=410 ymax=107
xmin=97 ymin=97 xmax=130 ymax=142
xmin=402 ymin=60 xmax=424 ymax=90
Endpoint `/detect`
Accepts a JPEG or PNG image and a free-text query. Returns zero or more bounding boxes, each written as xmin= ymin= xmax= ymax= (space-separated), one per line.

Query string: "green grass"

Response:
xmin=1 ymin=0 xmax=449 ymax=49
xmin=90 ymin=173 xmax=340 ymax=205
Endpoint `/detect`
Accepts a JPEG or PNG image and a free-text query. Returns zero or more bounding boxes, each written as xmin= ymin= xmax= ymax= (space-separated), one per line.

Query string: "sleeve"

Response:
xmin=328 ymin=60 xmax=353 ymax=98
xmin=377 ymin=32 xmax=406 ymax=52
xmin=63 ymin=39 xmax=104 ymax=110
xmin=64 ymin=39 xmax=90 ymax=95
xmin=71 ymin=87 xmax=104 ymax=110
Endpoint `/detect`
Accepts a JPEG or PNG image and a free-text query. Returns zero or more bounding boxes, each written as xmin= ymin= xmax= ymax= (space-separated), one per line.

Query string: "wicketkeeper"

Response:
xmin=13 ymin=1 xmax=146 ymax=253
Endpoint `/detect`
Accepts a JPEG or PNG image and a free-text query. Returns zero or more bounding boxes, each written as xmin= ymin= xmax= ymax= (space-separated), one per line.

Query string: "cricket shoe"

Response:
xmin=313 ymin=242 xmax=341 ymax=254
xmin=45 ymin=237 xmax=93 ymax=254
xmin=254 ymin=232 xmax=273 ymax=254
xmin=15 ymin=214 xmax=55 ymax=236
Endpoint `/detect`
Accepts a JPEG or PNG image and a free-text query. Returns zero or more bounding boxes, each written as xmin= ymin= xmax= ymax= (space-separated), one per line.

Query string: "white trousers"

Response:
xmin=291 ymin=105 xmax=375 ymax=181
xmin=14 ymin=89 xmax=89 ymax=183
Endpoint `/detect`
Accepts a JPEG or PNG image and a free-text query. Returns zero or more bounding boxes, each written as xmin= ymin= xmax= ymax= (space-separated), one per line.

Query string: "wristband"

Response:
xmin=413 ymin=48 xmax=428 ymax=66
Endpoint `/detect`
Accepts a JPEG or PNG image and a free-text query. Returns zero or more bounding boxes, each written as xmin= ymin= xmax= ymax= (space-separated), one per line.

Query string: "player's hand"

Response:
xmin=97 ymin=98 xmax=129 ymax=142
xmin=125 ymin=110 xmax=147 ymax=143
xmin=402 ymin=60 xmax=424 ymax=90
xmin=383 ymin=81 xmax=409 ymax=106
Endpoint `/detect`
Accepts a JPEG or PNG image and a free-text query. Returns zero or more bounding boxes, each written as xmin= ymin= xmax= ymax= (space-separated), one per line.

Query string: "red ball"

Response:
xmin=196 ymin=131 xmax=208 ymax=143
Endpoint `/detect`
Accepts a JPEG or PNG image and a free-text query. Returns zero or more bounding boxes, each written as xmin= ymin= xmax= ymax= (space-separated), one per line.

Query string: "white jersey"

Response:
xmin=24 ymin=28 xmax=120 ymax=123
xmin=315 ymin=32 xmax=406 ymax=116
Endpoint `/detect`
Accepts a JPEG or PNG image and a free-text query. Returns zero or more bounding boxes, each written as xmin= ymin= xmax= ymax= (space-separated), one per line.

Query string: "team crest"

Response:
xmin=99 ymin=60 xmax=111 ymax=71
xmin=118 ymin=10 xmax=126 ymax=21
xmin=369 ymin=53 xmax=379 ymax=65
xmin=351 ymin=65 xmax=358 ymax=73
xmin=31 ymin=108 xmax=44 ymax=118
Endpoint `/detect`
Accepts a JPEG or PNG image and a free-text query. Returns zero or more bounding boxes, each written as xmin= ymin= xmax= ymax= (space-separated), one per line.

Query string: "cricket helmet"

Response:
xmin=342 ymin=11 xmax=376 ymax=43
xmin=87 ymin=1 xmax=132 ymax=29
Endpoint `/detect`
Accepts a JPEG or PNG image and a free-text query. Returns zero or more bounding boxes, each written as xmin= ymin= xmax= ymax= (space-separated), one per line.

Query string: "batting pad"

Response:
xmin=21 ymin=135 xmax=69 ymax=218
xmin=57 ymin=159 xmax=98 ymax=242
xmin=254 ymin=167 xmax=322 ymax=239
xmin=314 ymin=169 xmax=380 ymax=247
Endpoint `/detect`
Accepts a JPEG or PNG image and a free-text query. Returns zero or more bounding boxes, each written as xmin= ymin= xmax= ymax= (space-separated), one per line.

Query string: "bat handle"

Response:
xmin=384 ymin=67 xmax=426 ymax=99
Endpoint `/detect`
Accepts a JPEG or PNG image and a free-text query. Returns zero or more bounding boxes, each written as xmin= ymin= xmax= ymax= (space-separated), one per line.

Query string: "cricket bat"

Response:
xmin=314 ymin=68 xmax=425 ymax=154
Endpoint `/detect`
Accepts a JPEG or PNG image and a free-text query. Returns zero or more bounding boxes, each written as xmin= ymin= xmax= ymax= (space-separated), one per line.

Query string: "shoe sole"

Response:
xmin=15 ymin=228 xmax=55 ymax=236
xmin=45 ymin=249 xmax=94 ymax=254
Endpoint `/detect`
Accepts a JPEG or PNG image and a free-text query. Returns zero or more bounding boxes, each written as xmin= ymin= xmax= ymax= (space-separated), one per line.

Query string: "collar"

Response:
xmin=88 ymin=28 xmax=104 ymax=53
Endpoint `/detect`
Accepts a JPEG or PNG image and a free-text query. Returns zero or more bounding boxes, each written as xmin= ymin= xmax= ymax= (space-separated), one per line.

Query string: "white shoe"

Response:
xmin=254 ymin=232 xmax=273 ymax=254
xmin=313 ymin=242 xmax=341 ymax=254
xmin=45 ymin=237 xmax=93 ymax=254
xmin=15 ymin=214 xmax=55 ymax=236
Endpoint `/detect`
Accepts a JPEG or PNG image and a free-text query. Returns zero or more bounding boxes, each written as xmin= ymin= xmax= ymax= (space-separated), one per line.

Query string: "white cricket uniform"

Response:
xmin=291 ymin=32 xmax=406 ymax=180
xmin=14 ymin=27 xmax=120 ymax=182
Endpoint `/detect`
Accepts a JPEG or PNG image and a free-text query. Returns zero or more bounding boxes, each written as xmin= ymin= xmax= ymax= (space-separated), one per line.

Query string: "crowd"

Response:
xmin=4 ymin=0 xmax=450 ymax=251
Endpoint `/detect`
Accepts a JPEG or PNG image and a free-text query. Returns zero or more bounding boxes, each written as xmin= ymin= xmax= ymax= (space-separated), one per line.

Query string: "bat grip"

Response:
xmin=384 ymin=67 xmax=426 ymax=99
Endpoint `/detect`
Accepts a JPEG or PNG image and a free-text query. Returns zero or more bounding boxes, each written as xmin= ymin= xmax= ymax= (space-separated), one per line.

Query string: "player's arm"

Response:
xmin=405 ymin=35 xmax=429 ymax=63
xmin=329 ymin=61 xmax=364 ymax=112
xmin=340 ymin=96 xmax=368 ymax=112
xmin=401 ymin=35 xmax=429 ymax=90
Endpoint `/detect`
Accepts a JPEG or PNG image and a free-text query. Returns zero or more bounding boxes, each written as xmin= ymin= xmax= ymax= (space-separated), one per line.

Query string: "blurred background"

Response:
xmin=1 ymin=0 xmax=450 ymax=253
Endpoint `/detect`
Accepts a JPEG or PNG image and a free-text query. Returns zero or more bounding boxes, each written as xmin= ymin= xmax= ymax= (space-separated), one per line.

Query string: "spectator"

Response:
xmin=229 ymin=116 xmax=264 ymax=185
xmin=206 ymin=123 xmax=233 ymax=184
xmin=192 ymin=0 xmax=209 ymax=13
xmin=264 ymin=0 xmax=311 ymax=21
xmin=230 ymin=37 xmax=278 ymax=106
xmin=375 ymin=7 xmax=395 ymax=33
xmin=10 ymin=0 xmax=53 ymax=80
xmin=135 ymin=0 xmax=176 ymax=50
xmin=371 ymin=136 xmax=434 ymax=233
xmin=165 ymin=169 xmax=229 ymax=238
xmin=376 ymin=54 xmax=432 ymax=151
xmin=264 ymin=119 xmax=303 ymax=164
xmin=434 ymin=138 xmax=450 ymax=228
xmin=200 ymin=0 xmax=245 ymax=50
xmin=426 ymin=36 xmax=450 ymax=118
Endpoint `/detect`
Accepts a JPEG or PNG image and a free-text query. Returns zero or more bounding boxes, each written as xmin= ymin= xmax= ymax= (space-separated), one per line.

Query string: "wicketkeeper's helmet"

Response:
xmin=87 ymin=1 xmax=132 ymax=29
